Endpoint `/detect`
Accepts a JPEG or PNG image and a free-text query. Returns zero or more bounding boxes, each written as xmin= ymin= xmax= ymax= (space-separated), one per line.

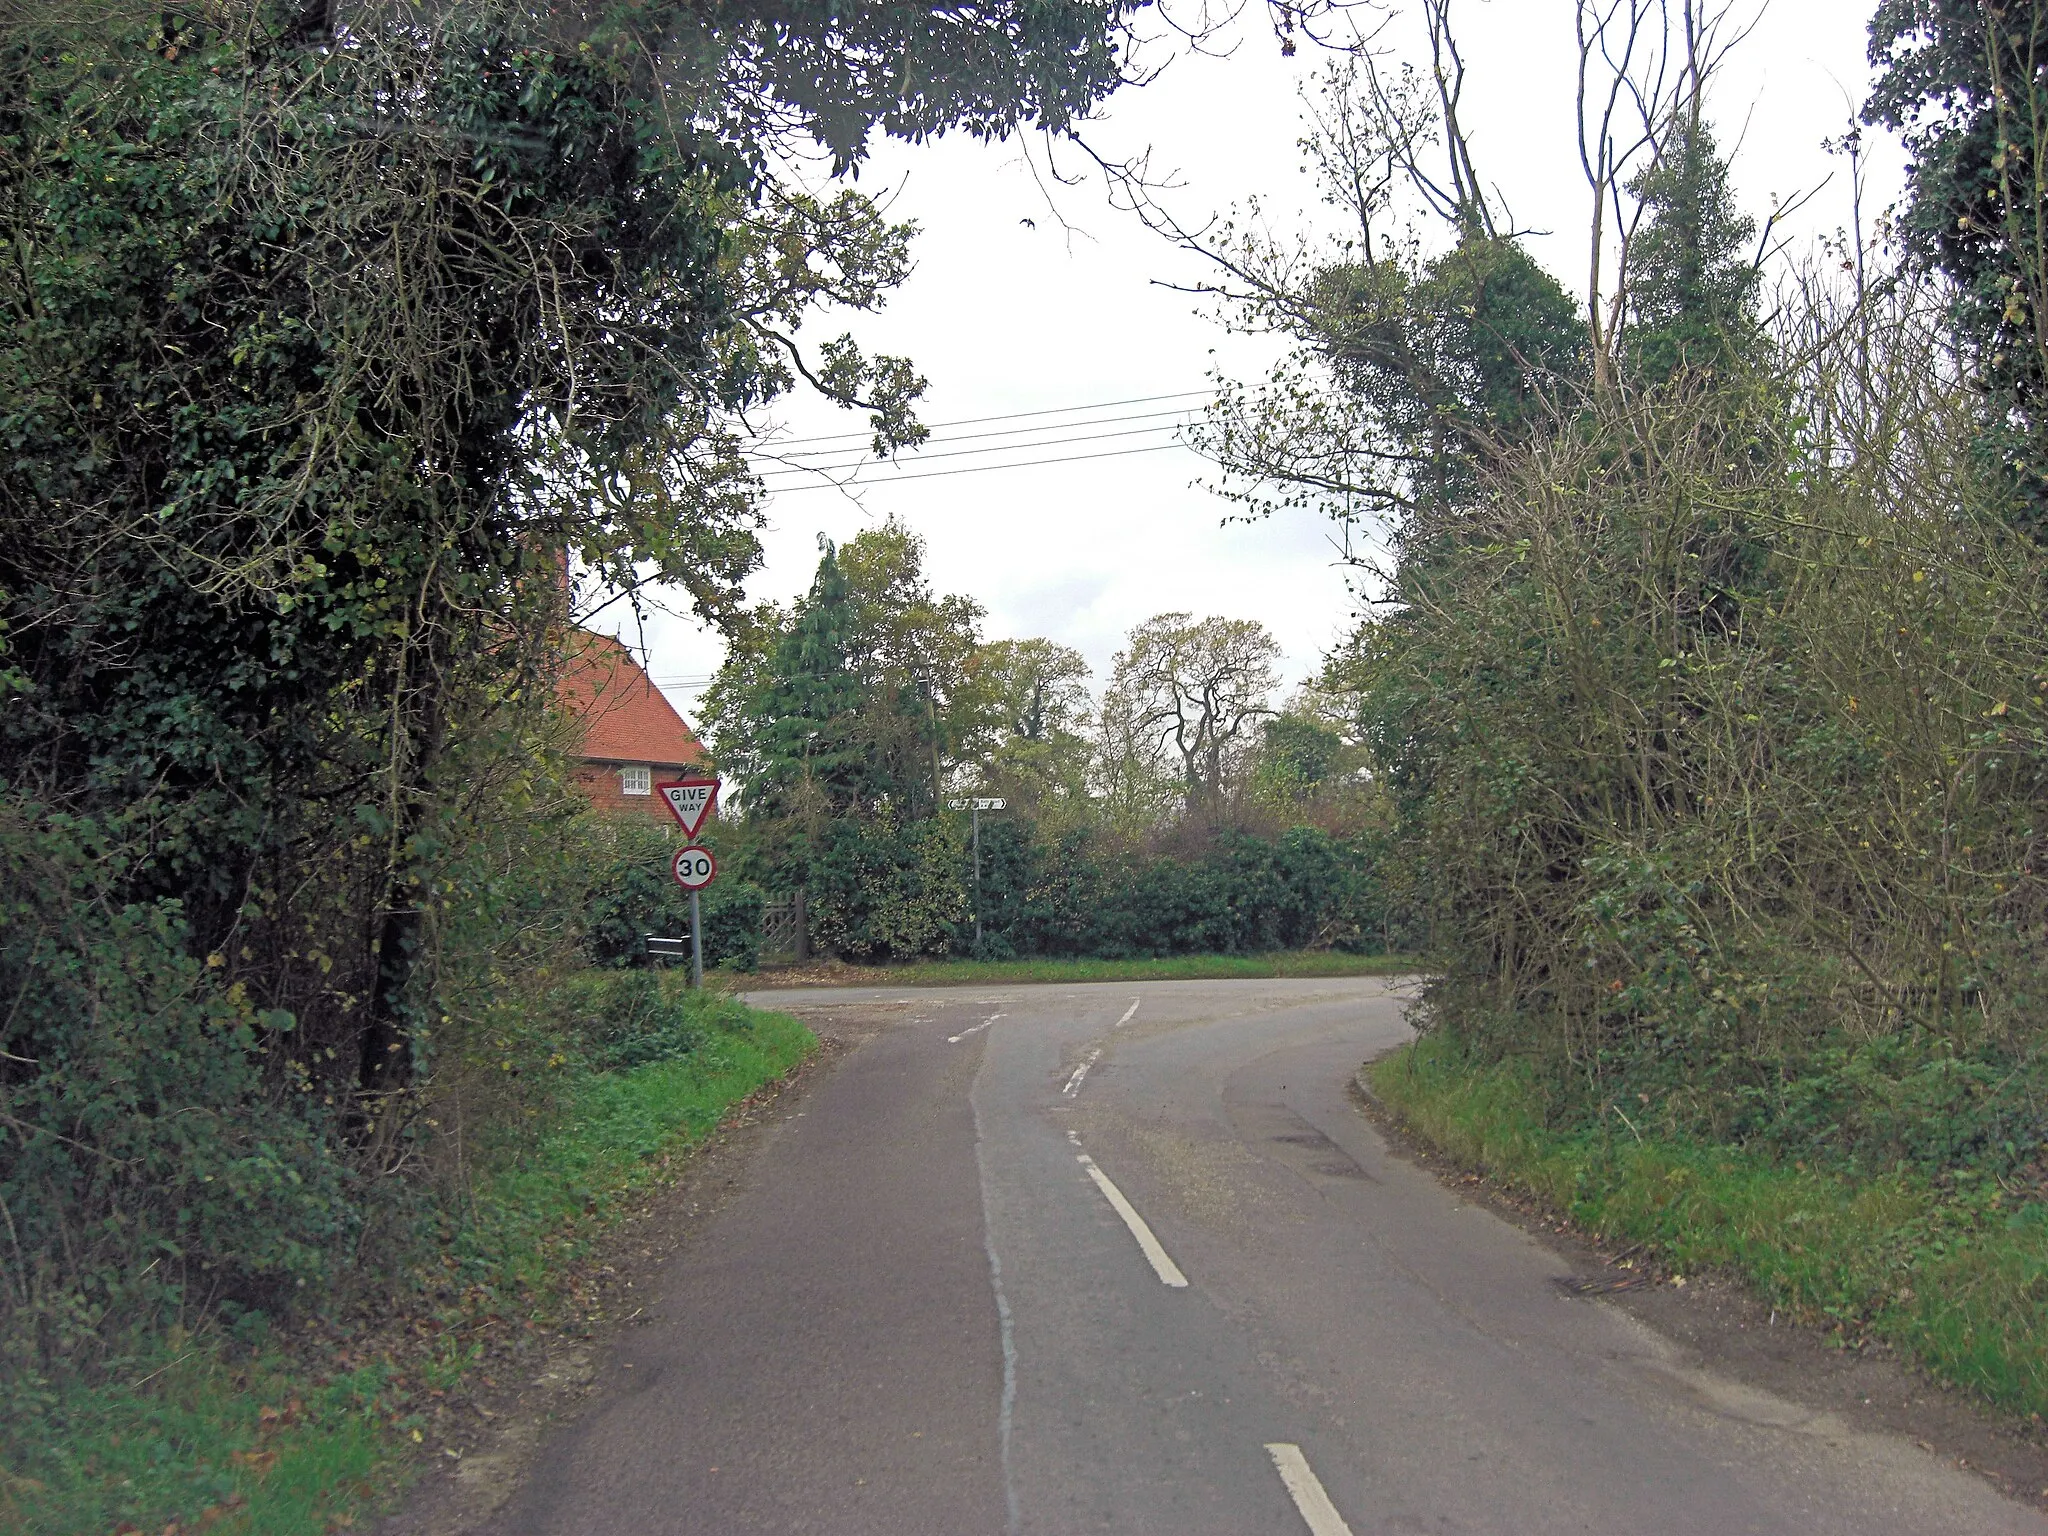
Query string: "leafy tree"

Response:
xmin=972 ymin=638 xmax=1096 ymax=816
xmin=1257 ymin=713 xmax=1346 ymax=793
xmin=1186 ymin=57 xmax=1585 ymax=529
xmin=0 ymin=0 xmax=1145 ymax=1096
xmin=752 ymin=540 xmax=868 ymax=821
xmin=1100 ymin=613 xmax=1282 ymax=816
xmin=703 ymin=523 xmax=987 ymax=900
xmin=1868 ymin=0 xmax=2048 ymax=529
xmin=838 ymin=519 xmax=987 ymax=816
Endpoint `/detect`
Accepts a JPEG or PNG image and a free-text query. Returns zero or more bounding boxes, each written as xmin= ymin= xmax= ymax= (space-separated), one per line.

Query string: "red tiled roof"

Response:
xmin=559 ymin=630 xmax=706 ymax=768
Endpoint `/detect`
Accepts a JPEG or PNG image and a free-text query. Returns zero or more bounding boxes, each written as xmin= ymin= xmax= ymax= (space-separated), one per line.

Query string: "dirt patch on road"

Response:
xmin=1350 ymin=1065 xmax=2048 ymax=1517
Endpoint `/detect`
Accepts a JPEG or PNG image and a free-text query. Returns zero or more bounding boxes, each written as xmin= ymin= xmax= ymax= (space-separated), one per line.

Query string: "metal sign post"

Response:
xmin=658 ymin=778 xmax=721 ymax=988
xmin=690 ymin=890 xmax=703 ymax=990
xmin=670 ymin=842 xmax=718 ymax=989
xmin=947 ymin=797 xmax=1005 ymax=949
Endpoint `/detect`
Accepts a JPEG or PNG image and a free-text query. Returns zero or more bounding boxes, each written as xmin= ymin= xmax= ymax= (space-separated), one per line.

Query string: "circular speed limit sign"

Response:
xmin=670 ymin=844 xmax=717 ymax=891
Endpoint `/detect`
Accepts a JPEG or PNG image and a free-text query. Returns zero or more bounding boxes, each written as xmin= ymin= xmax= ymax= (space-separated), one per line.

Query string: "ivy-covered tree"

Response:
xmin=1622 ymin=115 xmax=1760 ymax=385
xmin=0 ymin=0 xmax=1148 ymax=1099
xmin=1187 ymin=56 xmax=1585 ymax=529
xmin=1868 ymin=0 xmax=2048 ymax=530
xmin=0 ymin=0 xmax=1162 ymax=1340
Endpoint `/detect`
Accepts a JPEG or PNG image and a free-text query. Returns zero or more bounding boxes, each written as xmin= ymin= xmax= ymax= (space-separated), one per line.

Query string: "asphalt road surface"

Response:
xmin=485 ymin=978 xmax=2047 ymax=1535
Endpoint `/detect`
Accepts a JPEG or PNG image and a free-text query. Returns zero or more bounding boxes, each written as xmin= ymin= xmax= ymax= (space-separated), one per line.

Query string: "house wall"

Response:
xmin=573 ymin=761 xmax=697 ymax=825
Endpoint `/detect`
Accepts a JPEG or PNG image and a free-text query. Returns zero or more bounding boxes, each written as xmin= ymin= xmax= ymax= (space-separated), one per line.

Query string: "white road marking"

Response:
xmin=949 ymin=1012 xmax=1004 ymax=1043
xmin=1114 ymin=998 xmax=1141 ymax=1027
xmin=1265 ymin=1444 xmax=1354 ymax=1536
xmin=1076 ymin=1154 xmax=1188 ymax=1287
xmin=1062 ymin=1047 xmax=1102 ymax=1096
xmin=970 ymin=1074 xmax=1022 ymax=1536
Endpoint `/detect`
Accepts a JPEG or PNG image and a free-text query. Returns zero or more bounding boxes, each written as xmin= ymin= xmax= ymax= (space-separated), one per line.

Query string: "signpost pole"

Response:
xmin=947 ymin=796 xmax=1002 ymax=953
xmin=690 ymin=889 xmax=703 ymax=991
xmin=657 ymin=779 xmax=721 ymax=991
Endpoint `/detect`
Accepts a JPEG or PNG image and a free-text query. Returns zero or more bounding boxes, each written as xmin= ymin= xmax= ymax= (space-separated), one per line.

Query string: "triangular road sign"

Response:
xmin=656 ymin=778 xmax=720 ymax=839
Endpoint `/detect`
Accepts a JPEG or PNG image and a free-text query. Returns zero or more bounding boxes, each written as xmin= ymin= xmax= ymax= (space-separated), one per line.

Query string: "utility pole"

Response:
xmin=948 ymin=796 xmax=1006 ymax=949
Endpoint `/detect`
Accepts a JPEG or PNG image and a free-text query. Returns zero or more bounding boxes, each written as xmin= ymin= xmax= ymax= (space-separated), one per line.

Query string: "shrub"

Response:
xmin=782 ymin=813 xmax=1407 ymax=962
xmin=0 ymin=810 xmax=350 ymax=1389
xmin=583 ymin=820 xmax=764 ymax=972
xmin=1353 ymin=276 xmax=2048 ymax=1191
xmin=808 ymin=814 xmax=967 ymax=962
xmin=553 ymin=971 xmax=758 ymax=1071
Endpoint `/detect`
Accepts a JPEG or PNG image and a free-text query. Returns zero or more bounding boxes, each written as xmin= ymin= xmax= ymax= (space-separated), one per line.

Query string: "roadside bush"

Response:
xmin=808 ymin=813 xmax=967 ymax=962
xmin=784 ymin=813 xmax=1410 ymax=962
xmin=0 ymin=810 xmax=351 ymax=1393
xmin=583 ymin=819 xmax=765 ymax=972
xmin=704 ymin=883 xmax=767 ymax=973
xmin=1359 ymin=274 xmax=2048 ymax=1188
xmin=553 ymin=971 xmax=759 ymax=1071
xmin=1003 ymin=822 xmax=1397 ymax=958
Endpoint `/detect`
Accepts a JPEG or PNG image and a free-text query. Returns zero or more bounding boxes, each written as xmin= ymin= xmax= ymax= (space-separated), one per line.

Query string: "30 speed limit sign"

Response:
xmin=670 ymin=844 xmax=717 ymax=891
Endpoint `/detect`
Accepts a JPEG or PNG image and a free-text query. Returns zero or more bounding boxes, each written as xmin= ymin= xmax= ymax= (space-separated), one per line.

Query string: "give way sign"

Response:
xmin=656 ymin=777 xmax=720 ymax=839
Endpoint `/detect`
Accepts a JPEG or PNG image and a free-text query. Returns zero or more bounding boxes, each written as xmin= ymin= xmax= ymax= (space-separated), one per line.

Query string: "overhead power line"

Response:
xmin=765 ymin=404 xmax=1203 ymax=462
xmin=757 ymin=420 xmax=1189 ymax=479
xmin=764 ymin=439 xmax=1192 ymax=493
xmin=755 ymin=389 xmax=1213 ymax=452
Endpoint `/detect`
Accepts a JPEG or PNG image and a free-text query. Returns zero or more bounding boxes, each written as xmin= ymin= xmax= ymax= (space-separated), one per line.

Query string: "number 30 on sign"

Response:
xmin=671 ymin=845 xmax=717 ymax=891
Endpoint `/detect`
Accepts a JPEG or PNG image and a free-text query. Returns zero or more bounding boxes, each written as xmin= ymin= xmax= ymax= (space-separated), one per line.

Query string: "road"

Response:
xmin=483 ymin=977 xmax=2047 ymax=1535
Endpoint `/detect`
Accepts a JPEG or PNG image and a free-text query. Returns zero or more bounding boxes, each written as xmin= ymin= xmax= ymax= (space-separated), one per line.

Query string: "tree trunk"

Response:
xmin=357 ymin=637 xmax=452 ymax=1097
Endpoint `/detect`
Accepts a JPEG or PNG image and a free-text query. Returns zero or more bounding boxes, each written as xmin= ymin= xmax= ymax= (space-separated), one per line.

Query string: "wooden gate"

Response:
xmin=759 ymin=889 xmax=809 ymax=966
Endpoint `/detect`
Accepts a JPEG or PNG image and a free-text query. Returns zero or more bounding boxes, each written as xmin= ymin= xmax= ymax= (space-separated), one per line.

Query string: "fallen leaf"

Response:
xmin=230 ymin=1447 xmax=280 ymax=1478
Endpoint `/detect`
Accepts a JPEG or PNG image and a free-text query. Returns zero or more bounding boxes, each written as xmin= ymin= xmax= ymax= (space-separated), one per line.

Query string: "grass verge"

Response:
xmin=2 ymin=996 xmax=816 ymax=1536
xmin=1369 ymin=1030 xmax=2048 ymax=1420
xmin=747 ymin=950 xmax=1423 ymax=988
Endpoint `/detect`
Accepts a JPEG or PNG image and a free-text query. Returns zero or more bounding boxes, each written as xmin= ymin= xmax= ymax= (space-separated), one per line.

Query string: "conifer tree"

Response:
xmin=754 ymin=541 xmax=866 ymax=818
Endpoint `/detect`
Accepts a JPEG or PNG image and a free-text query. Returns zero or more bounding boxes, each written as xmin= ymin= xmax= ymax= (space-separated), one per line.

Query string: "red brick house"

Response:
xmin=559 ymin=630 xmax=709 ymax=821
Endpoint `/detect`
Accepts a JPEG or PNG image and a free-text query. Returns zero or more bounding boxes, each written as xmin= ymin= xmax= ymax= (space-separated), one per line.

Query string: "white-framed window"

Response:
xmin=619 ymin=764 xmax=651 ymax=796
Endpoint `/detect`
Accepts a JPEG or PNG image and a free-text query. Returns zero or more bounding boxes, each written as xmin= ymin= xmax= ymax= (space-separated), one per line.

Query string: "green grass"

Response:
xmin=2 ymin=1349 xmax=395 ymax=1536
xmin=1370 ymin=1030 xmax=2048 ymax=1419
xmin=2 ymin=998 xmax=817 ymax=1536
xmin=751 ymin=950 xmax=1423 ymax=988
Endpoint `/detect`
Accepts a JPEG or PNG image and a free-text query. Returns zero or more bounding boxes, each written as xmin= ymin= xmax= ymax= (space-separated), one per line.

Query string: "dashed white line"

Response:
xmin=1265 ymin=1444 xmax=1354 ymax=1536
xmin=1076 ymin=1153 xmax=1188 ymax=1287
xmin=949 ymin=1012 xmax=1005 ymax=1043
xmin=1062 ymin=1047 xmax=1102 ymax=1096
xmin=1114 ymin=998 xmax=1141 ymax=1027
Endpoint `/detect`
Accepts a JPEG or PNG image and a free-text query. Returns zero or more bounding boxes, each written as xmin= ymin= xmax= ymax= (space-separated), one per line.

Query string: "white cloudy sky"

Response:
xmin=589 ymin=0 xmax=1901 ymax=721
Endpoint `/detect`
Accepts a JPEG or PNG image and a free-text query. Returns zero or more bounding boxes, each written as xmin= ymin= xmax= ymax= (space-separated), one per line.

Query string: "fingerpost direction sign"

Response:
xmin=656 ymin=777 xmax=720 ymax=839
xmin=671 ymin=845 xmax=717 ymax=891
